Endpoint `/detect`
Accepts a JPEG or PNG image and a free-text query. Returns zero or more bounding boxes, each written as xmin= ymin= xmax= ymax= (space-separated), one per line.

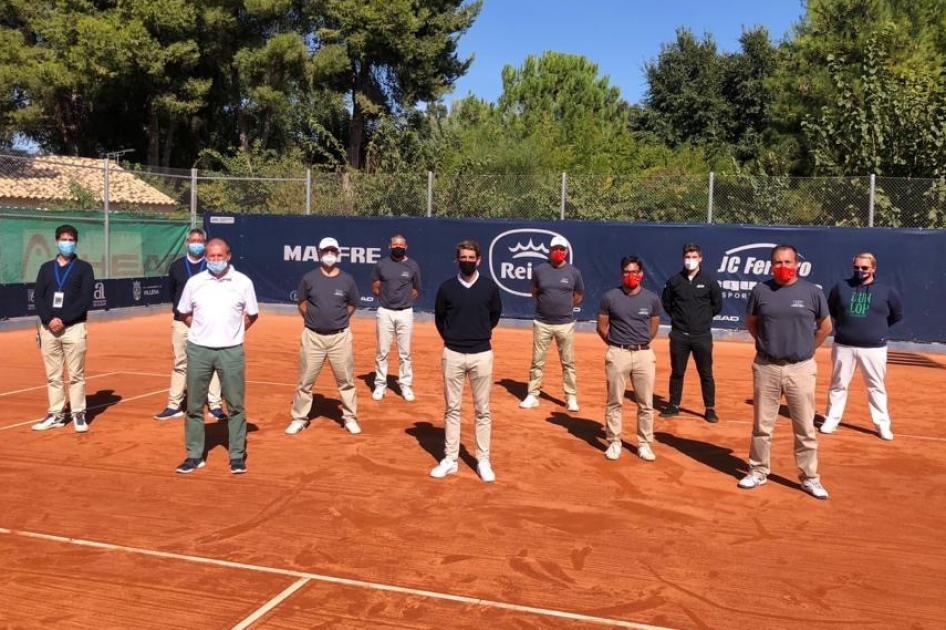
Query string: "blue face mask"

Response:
xmin=188 ymin=242 xmax=205 ymax=257
xmin=58 ymin=240 xmax=77 ymax=257
xmin=207 ymin=260 xmax=228 ymax=274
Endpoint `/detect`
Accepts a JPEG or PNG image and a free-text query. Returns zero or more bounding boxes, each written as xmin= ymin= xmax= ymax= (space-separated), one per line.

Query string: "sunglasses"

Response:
xmin=854 ymin=266 xmax=872 ymax=271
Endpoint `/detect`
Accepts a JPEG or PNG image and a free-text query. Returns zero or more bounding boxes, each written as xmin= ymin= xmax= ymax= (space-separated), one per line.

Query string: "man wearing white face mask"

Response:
xmin=660 ymin=243 xmax=723 ymax=423
xmin=32 ymin=224 xmax=95 ymax=433
xmin=285 ymin=237 xmax=362 ymax=437
xmin=154 ymin=228 xmax=224 ymax=421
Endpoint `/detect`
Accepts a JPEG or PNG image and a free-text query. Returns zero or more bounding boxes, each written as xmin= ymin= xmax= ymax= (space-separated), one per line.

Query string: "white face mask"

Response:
xmin=684 ymin=258 xmax=700 ymax=271
xmin=321 ymin=254 xmax=338 ymax=267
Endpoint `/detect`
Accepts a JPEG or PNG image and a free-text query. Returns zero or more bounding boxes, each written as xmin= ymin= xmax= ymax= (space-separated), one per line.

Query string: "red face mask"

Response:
xmin=622 ymin=273 xmax=642 ymax=289
xmin=550 ymin=250 xmax=567 ymax=264
xmin=772 ymin=266 xmax=796 ymax=283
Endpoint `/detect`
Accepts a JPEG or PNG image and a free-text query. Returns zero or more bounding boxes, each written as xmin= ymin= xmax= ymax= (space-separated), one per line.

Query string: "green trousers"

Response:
xmin=185 ymin=342 xmax=247 ymax=460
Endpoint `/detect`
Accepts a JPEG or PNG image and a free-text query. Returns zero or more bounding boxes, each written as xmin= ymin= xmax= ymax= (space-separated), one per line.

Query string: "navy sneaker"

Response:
xmin=230 ymin=458 xmax=247 ymax=474
xmin=207 ymin=408 xmax=228 ymax=422
xmin=176 ymin=458 xmax=205 ymax=474
xmin=154 ymin=407 xmax=184 ymax=421
xmin=73 ymin=412 xmax=89 ymax=433
xmin=660 ymin=404 xmax=681 ymax=418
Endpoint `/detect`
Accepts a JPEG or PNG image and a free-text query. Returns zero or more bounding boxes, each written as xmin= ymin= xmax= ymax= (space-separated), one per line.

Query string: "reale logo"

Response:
xmin=489 ymin=229 xmax=572 ymax=297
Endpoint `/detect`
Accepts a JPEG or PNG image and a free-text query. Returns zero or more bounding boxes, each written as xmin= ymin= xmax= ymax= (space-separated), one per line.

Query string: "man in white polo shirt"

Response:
xmin=174 ymin=238 xmax=259 ymax=475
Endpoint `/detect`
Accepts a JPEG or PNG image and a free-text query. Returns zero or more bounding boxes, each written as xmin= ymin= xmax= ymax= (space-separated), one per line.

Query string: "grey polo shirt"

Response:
xmin=297 ymin=268 xmax=360 ymax=331
xmin=598 ymin=287 xmax=662 ymax=345
xmin=371 ymin=256 xmax=421 ymax=309
xmin=746 ymin=279 xmax=829 ymax=362
xmin=532 ymin=262 xmax=584 ymax=324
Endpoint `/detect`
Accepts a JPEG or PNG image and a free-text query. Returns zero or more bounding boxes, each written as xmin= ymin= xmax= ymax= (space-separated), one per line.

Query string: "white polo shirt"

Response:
xmin=177 ymin=265 xmax=259 ymax=348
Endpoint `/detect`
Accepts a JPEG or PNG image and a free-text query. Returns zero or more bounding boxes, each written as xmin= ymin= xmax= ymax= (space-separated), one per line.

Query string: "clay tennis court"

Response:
xmin=1 ymin=310 xmax=944 ymax=630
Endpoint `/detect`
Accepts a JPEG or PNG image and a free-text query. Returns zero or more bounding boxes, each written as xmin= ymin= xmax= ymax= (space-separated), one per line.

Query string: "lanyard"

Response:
xmin=186 ymin=258 xmax=206 ymax=278
xmin=53 ymin=259 xmax=77 ymax=291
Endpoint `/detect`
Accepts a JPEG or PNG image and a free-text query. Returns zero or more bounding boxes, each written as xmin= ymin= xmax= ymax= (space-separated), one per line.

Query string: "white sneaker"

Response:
xmin=738 ymin=473 xmax=768 ymax=489
xmin=401 ymin=386 xmax=415 ymax=402
xmin=801 ymin=478 xmax=829 ymax=500
xmin=32 ymin=414 xmax=65 ymax=431
xmin=477 ymin=460 xmax=496 ymax=483
xmin=371 ymin=388 xmax=385 ymax=401
xmin=344 ymin=419 xmax=362 ymax=435
xmin=519 ymin=394 xmax=539 ymax=409
xmin=820 ymin=416 xmax=841 ymax=434
xmin=285 ymin=419 xmax=309 ymax=435
xmin=72 ymin=412 xmax=89 ymax=433
xmin=430 ymin=458 xmax=458 ymax=478
xmin=877 ymin=425 xmax=894 ymax=441
xmin=605 ymin=441 xmax=622 ymax=460
xmin=566 ymin=396 xmax=579 ymax=412
xmin=637 ymin=443 xmax=656 ymax=462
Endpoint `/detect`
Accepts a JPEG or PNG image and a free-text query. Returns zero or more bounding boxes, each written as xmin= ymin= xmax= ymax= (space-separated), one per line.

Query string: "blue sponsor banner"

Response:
xmin=204 ymin=214 xmax=946 ymax=343
xmin=1 ymin=276 xmax=169 ymax=320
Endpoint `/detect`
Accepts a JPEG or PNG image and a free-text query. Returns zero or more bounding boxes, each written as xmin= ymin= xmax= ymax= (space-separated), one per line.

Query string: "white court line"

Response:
xmin=0 ymin=388 xmax=169 ymax=432
xmin=0 ymin=372 xmax=120 ymax=398
xmin=230 ymin=577 xmax=310 ymax=630
xmin=0 ymin=527 xmax=681 ymax=630
xmin=118 ymin=371 xmax=296 ymax=388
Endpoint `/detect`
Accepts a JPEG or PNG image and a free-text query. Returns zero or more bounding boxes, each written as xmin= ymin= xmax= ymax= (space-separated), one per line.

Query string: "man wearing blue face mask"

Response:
xmin=154 ymin=228 xmax=224 ymax=421
xmin=32 ymin=225 xmax=95 ymax=433
xmin=820 ymin=252 xmax=903 ymax=440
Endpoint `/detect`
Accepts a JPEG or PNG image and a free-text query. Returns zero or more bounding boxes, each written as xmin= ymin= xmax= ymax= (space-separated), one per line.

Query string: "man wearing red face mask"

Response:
xmin=740 ymin=244 xmax=833 ymax=499
xmin=519 ymin=235 xmax=585 ymax=412
xmin=596 ymin=256 xmax=663 ymax=462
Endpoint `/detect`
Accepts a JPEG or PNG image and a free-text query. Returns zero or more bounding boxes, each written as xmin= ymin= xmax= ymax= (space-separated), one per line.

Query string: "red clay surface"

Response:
xmin=1 ymin=311 xmax=944 ymax=630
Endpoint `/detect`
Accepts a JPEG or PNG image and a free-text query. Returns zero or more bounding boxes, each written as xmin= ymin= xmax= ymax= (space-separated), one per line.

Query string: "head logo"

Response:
xmin=489 ymin=229 xmax=572 ymax=297
xmin=132 ymin=280 xmax=142 ymax=302
xmin=716 ymin=243 xmax=812 ymax=299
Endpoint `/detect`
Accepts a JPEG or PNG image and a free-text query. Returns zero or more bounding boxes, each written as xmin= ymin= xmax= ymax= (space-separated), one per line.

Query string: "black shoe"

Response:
xmin=230 ymin=458 xmax=247 ymax=474
xmin=660 ymin=404 xmax=680 ymax=418
xmin=705 ymin=408 xmax=720 ymax=423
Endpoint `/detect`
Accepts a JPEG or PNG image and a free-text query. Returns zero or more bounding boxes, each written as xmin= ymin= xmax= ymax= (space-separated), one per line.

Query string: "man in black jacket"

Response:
xmin=660 ymin=243 xmax=723 ymax=423
xmin=32 ymin=224 xmax=95 ymax=433
xmin=430 ymin=239 xmax=502 ymax=482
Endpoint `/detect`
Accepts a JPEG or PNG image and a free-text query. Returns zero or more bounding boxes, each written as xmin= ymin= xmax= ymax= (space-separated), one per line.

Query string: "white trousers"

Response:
xmin=825 ymin=343 xmax=891 ymax=428
xmin=374 ymin=307 xmax=414 ymax=389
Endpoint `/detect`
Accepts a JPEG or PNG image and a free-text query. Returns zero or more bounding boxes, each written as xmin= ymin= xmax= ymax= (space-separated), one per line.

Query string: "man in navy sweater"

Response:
xmin=430 ymin=239 xmax=502 ymax=482
xmin=32 ymin=224 xmax=95 ymax=433
xmin=820 ymin=252 xmax=903 ymax=440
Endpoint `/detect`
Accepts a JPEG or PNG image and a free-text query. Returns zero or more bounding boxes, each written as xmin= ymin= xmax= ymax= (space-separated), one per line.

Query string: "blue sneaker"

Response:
xmin=175 ymin=458 xmax=205 ymax=474
xmin=230 ymin=458 xmax=247 ymax=474
xmin=154 ymin=407 xmax=184 ymax=421
xmin=207 ymin=408 xmax=228 ymax=422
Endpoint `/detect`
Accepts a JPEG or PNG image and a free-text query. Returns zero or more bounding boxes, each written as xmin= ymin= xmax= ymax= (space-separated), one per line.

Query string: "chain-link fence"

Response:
xmin=4 ymin=151 xmax=946 ymax=282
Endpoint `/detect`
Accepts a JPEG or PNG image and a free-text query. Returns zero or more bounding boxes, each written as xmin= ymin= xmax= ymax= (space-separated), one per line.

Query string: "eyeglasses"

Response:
xmin=854 ymin=266 xmax=872 ymax=271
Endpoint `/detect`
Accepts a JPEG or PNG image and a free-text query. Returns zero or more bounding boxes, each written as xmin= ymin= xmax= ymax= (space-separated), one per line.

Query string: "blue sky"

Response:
xmin=449 ymin=0 xmax=806 ymax=105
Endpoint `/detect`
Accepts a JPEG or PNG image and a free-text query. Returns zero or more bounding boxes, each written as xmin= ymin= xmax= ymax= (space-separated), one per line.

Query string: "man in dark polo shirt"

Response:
xmin=153 ymin=227 xmax=224 ymax=421
xmin=660 ymin=242 xmax=723 ymax=422
xmin=519 ymin=235 xmax=584 ymax=412
xmin=32 ymin=224 xmax=95 ymax=433
xmin=285 ymin=237 xmax=362 ymax=436
xmin=370 ymin=233 xmax=422 ymax=402
xmin=596 ymin=256 xmax=663 ymax=462
xmin=740 ymin=244 xmax=833 ymax=499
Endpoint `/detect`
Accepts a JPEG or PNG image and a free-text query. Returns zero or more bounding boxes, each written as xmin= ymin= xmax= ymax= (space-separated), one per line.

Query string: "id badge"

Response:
xmin=53 ymin=291 xmax=64 ymax=308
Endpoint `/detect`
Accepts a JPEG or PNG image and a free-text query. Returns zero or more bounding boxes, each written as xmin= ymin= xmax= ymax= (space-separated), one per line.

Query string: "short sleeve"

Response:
xmin=244 ymin=279 xmax=260 ymax=315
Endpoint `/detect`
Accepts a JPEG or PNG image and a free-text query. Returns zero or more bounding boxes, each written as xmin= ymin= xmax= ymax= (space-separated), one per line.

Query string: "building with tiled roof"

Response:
xmin=0 ymin=154 xmax=179 ymax=213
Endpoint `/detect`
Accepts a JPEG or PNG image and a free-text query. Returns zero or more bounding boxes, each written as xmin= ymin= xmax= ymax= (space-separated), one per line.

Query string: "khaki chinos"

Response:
xmin=169 ymin=319 xmax=222 ymax=410
xmin=442 ymin=348 xmax=493 ymax=462
xmin=604 ymin=346 xmax=656 ymax=446
xmin=527 ymin=320 xmax=577 ymax=397
xmin=374 ymin=307 xmax=414 ymax=389
xmin=291 ymin=328 xmax=357 ymax=423
xmin=749 ymin=356 xmax=820 ymax=481
xmin=40 ymin=322 xmax=88 ymax=414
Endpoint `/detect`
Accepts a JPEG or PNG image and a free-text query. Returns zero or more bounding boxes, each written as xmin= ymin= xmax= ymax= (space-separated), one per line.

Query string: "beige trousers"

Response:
xmin=527 ymin=320 xmax=577 ymax=397
xmin=291 ymin=328 xmax=357 ymax=424
xmin=40 ymin=321 xmax=87 ymax=414
xmin=604 ymin=346 xmax=656 ymax=446
xmin=374 ymin=307 xmax=414 ymax=389
xmin=749 ymin=357 xmax=820 ymax=482
xmin=168 ymin=319 xmax=221 ymax=409
xmin=442 ymin=348 xmax=493 ymax=462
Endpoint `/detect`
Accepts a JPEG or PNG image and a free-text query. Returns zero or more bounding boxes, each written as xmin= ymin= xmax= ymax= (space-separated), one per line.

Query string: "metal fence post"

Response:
xmin=427 ymin=171 xmax=433 ymax=217
xmin=190 ymin=168 xmax=198 ymax=229
xmin=868 ymin=173 xmax=876 ymax=227
xmin=305 ymin=169 xmax=312 ymax=215
xmin=103 ymin=159 xmax=111 ymax=279
xmin=707 ymin=171 xmax=715 ymax=224
xmin=560 ymin=172 xmax=566 ymax=220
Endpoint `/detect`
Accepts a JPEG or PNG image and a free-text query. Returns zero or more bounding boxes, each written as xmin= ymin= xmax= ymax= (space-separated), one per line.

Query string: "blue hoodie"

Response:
xmin=828 ymin=277 xmax=903 ymax=347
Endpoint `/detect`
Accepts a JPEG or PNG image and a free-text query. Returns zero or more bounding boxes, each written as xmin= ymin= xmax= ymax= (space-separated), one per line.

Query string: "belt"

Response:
xmin=382 ymin=306 xmax=412 ymax=311
xmin=758 ymin=353 xmax=806 ymax=366
xmin=307 ymin=327 xmax=346 ymax=335
xmin=609 ymin=342 xmax=650 ymax=351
